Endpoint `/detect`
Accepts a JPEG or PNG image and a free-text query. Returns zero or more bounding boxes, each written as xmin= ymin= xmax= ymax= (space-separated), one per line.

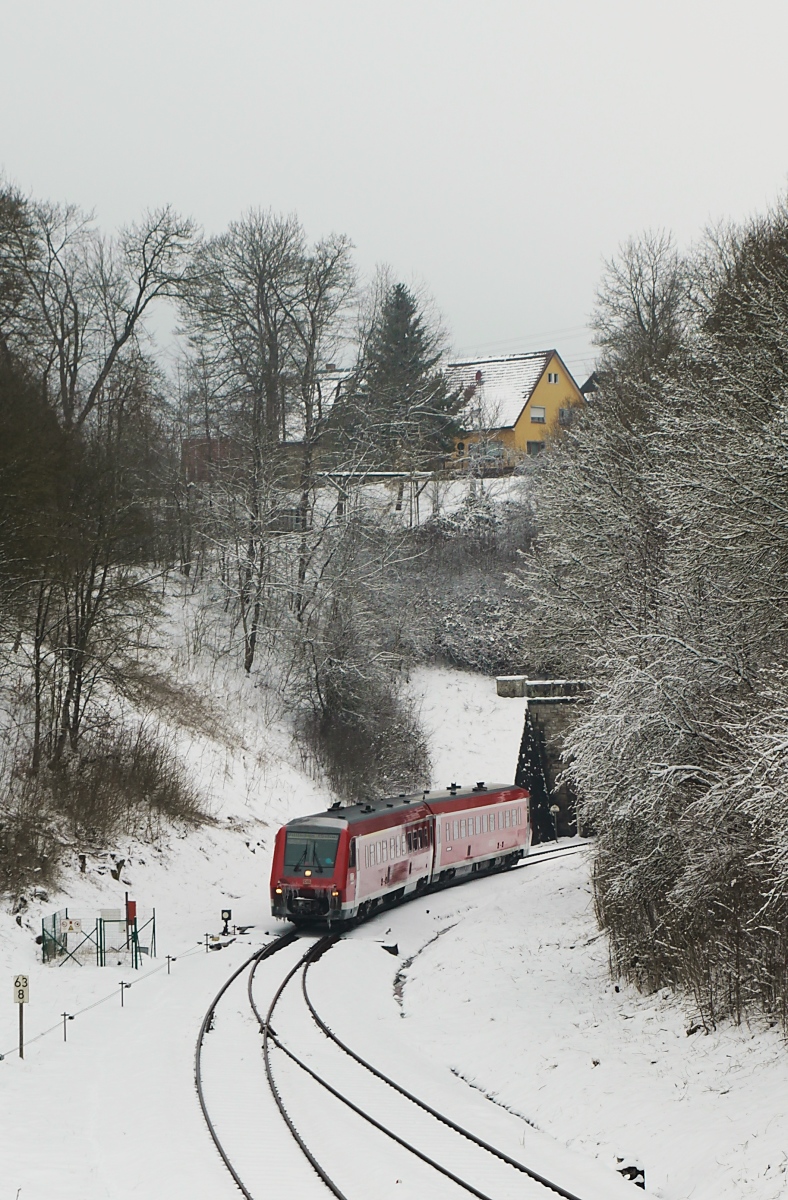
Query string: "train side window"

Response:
xmin=374 ymin=841 xmax=380 ymax=864
xmin=407 ymin=831 xmax=413 ymax=853
xmin=445 ymin=822 xmax=451 ymax=842
xmin=460 ymin=819 xmax=466 ymax=838
xmin=505 ymin=810 xmax=511 ymax=828
xmin=364 ymin=844 xmax=369 ymax=868
xmin=349 ymin=839 xmax=356 ymax=868
xmin=382 ymin=840 xmax=388 ymax=862
xmin=453 ymin=820 xmax=459 ymax=839
xmin=476 ymin=816 xmax=481 ymax=834
xmin=389 ymin=837 xmax=395 ymax=858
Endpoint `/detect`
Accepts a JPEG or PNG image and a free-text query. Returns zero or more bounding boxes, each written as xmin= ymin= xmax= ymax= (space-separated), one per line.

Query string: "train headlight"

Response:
xmin=304 ymin=869 xmax=312 ymax=877
xmin=275 ymin=887 xmax=283 ymax=895
xmin=331 ymin=889 xmax=339 ymax=897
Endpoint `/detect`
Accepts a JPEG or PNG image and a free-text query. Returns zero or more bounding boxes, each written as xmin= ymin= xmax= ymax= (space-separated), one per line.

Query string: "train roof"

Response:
xmin=288 ymin=782 xmax=526 ymax=829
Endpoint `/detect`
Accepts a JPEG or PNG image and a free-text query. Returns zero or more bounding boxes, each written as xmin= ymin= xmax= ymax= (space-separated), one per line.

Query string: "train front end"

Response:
xmin=270 ymin=816 xmax=350 ymax=924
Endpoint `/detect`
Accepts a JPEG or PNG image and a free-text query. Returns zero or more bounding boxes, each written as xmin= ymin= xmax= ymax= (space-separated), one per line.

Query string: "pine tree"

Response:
xmin=340 ymin=283 xmax=461 ymax=469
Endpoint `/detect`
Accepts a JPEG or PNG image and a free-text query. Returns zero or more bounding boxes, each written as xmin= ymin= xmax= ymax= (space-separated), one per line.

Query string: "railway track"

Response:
xmin=251 ymin=935 xmax=590 ymax=1200
xmin=196 ymin=920 xmax=629 ymax=1198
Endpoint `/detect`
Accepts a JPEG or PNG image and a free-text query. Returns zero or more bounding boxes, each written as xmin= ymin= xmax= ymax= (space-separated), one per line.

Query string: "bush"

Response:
xmin=0 ymin=779 xmax=60 ymax=895
xmin=300 ymin=667 xmax=431 ymax=803
xmin=49 ymin=723 xmax=204 ymax=843
xmin=0 ymin=722 xmax=204 ymax=900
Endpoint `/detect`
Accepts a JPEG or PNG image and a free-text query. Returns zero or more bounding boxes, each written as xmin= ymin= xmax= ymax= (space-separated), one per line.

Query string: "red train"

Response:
xmin=270 ymin=782 xmax=531 ymax=925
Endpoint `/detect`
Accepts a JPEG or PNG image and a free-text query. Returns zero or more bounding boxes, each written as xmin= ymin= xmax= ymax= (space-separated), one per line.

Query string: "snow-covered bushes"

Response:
xmin=516 ymin=202 xmax=788 ymax=1029
xmin=389 ymin=495 xmax=537 ymax=676
xmin=49 ymin=723 xmax=204 ymax=843
xmin=0 ymin=721 xmax=203 ymax=895
xmin=286 ymin=514 xmax=431 ymax=801
xmin=299 ymin=669 xmax=430 ymax=801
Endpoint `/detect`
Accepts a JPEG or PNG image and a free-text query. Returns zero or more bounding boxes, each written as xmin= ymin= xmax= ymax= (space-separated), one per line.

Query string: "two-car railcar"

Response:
xmin=270 ymin=782 xmax=530 ymax=925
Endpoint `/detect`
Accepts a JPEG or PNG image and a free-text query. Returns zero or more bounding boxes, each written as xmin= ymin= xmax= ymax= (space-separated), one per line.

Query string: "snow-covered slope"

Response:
xmin=1 ymin=660 xmax=786 ymax=1199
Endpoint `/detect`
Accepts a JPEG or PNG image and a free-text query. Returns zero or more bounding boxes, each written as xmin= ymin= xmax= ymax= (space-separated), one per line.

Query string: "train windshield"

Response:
xmin=284 ymin=829 xmax=341 ymax=875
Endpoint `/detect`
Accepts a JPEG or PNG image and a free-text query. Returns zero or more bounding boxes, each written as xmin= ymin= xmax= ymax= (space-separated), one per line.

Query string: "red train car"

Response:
xmin=270 ymin=782 xmax=530 ymax=925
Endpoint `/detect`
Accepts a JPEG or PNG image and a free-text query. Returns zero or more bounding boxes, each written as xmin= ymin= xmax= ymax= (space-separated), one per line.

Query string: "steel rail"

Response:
xmin=250 ymin=937 xmax=504 ymax=1200
xmin=194 ymin=930 xmax=298 ymax=1198
xmin=301 ymin=958 xmax=587 ymax=1200
xmin=249 ymin=936 xmax=351 ymax=1200
xmin=524 ymin=844 xmax=588 ymax=866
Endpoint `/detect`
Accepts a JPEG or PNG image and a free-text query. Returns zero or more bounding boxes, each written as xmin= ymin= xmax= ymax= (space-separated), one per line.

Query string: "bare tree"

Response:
xmin=0 ymin=196 xmax=194 ymax=428
xmin=178 ymin=210 xmax=355 ymax=669
xmin=592 ymin=230 xmax=690 ymax=377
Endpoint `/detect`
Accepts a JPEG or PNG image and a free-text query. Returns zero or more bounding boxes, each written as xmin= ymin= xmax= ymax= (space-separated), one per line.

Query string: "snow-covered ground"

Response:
xmin=1 ymin=656 xmax=787 ymax=1198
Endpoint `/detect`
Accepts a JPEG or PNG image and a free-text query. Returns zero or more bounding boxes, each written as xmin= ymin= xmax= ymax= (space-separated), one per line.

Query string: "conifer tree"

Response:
xmin=339 ymin=282 xmax=461 ymax=468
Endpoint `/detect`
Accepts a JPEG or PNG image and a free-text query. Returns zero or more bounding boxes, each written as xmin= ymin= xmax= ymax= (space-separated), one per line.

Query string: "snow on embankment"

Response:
xmin=1 ymin=656 xmax=787 ymax=1200
xmin=407 ymin=666 xmax=788 ymax=1200
xmin=0 ymin=591 xmax=335 ymax=1200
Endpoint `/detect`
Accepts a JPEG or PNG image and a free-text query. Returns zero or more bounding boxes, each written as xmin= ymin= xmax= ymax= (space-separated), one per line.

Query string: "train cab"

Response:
xmin=270 ymin=816 xmax=350 ymax=921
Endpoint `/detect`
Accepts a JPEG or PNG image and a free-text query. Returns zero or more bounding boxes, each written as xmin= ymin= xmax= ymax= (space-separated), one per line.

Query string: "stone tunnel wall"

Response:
xmin=498 ymin=677 xmax=587 ymax=840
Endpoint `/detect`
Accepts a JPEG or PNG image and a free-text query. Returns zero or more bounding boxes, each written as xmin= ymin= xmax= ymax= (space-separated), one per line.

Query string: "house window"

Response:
xmin=530 ymin=406 xmax=546 ymax=424
xmin=457 ymin=441 xmax=465 ymax=452
xmin=559 ymin=407 xmax=572 ymax=427
xmin=526 ymin=441 xmax=544 ymax=456
xmin=548 ymin=372 xmax=559 ymax=383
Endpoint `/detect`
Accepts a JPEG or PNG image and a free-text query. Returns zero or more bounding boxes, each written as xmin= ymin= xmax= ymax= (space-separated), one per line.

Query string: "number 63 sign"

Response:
xmin=14 ymin=975 xmax=29 ymax=1004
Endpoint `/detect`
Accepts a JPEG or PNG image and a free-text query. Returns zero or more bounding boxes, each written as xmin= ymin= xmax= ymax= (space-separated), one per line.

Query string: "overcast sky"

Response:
xmin=3 ymin=1 xmax=788 ymax=381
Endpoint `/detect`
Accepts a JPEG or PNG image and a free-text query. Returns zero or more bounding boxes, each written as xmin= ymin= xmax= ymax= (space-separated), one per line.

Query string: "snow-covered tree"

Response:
xmin=335 ymin=280 xmax=461 ymax=469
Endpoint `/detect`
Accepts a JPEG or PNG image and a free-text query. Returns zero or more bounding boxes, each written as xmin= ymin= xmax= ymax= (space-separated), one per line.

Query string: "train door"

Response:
xmin=428 ymin=816 xmax=438 ymax=882
xmin=347 ymin=837 xmax=358 ymax=906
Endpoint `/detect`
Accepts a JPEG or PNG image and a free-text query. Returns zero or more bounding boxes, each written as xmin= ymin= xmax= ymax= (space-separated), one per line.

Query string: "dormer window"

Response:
xmin=530 ymin=406 xmax=546 ymax=424
xmin=547 ymin=371 xmax=559 ymax=383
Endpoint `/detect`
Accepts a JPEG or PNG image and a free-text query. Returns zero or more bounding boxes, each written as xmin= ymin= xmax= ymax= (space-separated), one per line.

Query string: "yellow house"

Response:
xmin=445 ymin=350 xmax=584 ymax=466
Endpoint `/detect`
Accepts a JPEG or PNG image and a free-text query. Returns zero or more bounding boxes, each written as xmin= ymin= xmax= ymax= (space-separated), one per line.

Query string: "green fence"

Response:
xmin=42 ymin=908 xmax=156 ymax=969
xmin=41 ymin=909 xmax=100 ymax=966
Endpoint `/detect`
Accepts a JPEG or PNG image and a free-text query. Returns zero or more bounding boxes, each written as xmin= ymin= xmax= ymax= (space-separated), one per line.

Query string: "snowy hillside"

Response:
xmin=0 ymin=663 xmax=786 ymax=1199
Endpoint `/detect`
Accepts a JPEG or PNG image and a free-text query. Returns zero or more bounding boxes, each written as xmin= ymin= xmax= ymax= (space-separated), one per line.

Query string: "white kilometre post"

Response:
xmin=14 ymin=974 xmax=29 ymax=1059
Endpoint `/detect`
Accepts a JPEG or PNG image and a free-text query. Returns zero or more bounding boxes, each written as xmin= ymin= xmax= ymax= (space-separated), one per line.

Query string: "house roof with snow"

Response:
xmin=446 ymin=350 xmax=564 ymax=431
